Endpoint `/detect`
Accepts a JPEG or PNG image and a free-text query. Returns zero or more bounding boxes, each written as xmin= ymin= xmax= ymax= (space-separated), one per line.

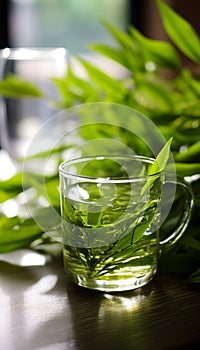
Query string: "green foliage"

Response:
xmin=0 ymin=74 xmax=44 ymax=98
xmin=149 ymin=138 xmax=172 ymax=175
xmin=157 ymin=0 xmax=200 ymax=63
xmin=0 ymin=1 xmax=200 ymax=283
xmin=130 ymin=26 xmax=180 ymax=70
xmin=0 ymin=214 xmax=43 ymax=253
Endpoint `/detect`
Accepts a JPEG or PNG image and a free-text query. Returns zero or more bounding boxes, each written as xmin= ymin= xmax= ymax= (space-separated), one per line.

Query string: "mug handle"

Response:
xmin=159 ymin=177 xmax=194 ymax=248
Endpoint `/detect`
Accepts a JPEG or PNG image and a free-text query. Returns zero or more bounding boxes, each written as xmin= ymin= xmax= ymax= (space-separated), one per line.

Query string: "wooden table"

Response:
xmin=0 ymin=253 xmax=200 ymax=350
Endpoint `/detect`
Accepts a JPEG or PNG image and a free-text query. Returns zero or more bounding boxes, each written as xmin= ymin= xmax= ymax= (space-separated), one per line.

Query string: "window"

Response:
xmin=9 ymin=0 xmax=129 ymax=54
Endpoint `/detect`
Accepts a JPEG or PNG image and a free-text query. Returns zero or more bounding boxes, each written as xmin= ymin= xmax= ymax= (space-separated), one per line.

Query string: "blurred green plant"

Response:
xmin=0 ymin=0 xmax=200 ymax=282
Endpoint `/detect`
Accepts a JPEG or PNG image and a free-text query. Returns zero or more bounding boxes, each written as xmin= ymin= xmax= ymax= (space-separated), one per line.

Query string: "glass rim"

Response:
xmin=59 ymin=155 xmax=162 ymax=184
xmin=0 ymin=47 xmax=68 ymax=60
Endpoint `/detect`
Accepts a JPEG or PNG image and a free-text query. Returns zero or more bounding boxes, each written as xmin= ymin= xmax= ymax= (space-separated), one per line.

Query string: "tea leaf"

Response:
xmin=132 ymin=221 xmax=151 ymax=243
xmin=157 ymin=0 xmax=200 ymax=63
xmin=140 ymin=138 xmax=172 ymax=199
xmin=149 ymin=137 xmax=172 ymax=175
xmin=131 ymin=139 xmax=172 ymax=244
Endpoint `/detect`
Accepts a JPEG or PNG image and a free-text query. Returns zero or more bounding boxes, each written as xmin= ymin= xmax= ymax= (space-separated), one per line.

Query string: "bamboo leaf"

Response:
xmin=0 ymin=189 xmax=21 ymax=203
xmin=157 ymin=0 xmax=200 ymax=63
xmin=174 ymin=163 xmax=200 ymax=177
xmin=179 ymin=70 xmax=200 ymax=98
xmin=78 ymin=58 xmax=127 ymax=99
xmin=0 ymin=74 xmax=44 ymax=98
xmin=89 ymin=44 xmax=128 ymax=68
xmin=0 ymin=173 xmax=23 ymax=191
xmin=103 ymin=22 xmax=147 ymax=72
xmin=52 ymin=65 xmax=100 ymax=106
xmin=134 ymin=76 xmax=175 ymax=115
xmin=0 ymin=215 xmax=43 ymax=253
xmin=103 ymin=21 xmax=135 ymax=50
xmin=175 ymin=141 xmax=200 ymax=163
xmin=22 ymin=143 xmax=75 ymax=160
xmin=130 ymin=27 xmax=180 ymax=70
xmin=181 ymin=100 xmax=200 ymax=117
xmin=90 ymin=43 xmax=143 ymax=72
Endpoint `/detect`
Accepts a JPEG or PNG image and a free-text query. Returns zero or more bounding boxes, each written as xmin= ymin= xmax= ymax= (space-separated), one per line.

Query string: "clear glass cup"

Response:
xmin=0 ymin=47 xmax=68 ymax=166
xmin=59 ymin=155 xmax=193 ymax=292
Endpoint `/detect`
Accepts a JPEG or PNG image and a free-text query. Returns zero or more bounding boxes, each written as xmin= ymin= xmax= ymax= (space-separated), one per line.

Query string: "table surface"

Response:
xmin=0 ymin=253 xmax=200 ymax=350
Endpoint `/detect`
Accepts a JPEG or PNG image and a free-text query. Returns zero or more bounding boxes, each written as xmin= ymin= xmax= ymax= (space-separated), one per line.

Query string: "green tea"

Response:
xmin=61 ymin=180 xmax=160 ymax=291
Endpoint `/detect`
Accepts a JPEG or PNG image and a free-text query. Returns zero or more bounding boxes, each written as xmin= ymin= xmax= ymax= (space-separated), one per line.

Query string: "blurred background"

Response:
xmin=0 ymin=0 xmax=199 ymax=153
xmin=1 ymin=0 xmax=199 ymax=53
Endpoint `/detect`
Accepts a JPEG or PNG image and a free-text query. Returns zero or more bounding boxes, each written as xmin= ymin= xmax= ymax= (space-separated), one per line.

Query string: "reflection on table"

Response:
xmin=0 ymin=251 xmax=200 ymax=350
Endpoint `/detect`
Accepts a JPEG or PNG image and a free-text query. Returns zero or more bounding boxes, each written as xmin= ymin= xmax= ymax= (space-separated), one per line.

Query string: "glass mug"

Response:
xmin=59 ymin=155 xmax=193 ymax=292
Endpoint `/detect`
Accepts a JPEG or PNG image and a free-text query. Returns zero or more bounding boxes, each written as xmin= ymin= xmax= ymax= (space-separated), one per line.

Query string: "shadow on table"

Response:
xmin=1 ymin=256 xmax=200 ymax=350
xmin=66 ymin=274 xmax=200 ymax=350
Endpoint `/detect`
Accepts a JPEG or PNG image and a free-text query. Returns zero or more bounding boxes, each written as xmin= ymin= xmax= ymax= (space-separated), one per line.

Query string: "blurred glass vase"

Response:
xmin=0 ymin=47 xmax=68 ymax=166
